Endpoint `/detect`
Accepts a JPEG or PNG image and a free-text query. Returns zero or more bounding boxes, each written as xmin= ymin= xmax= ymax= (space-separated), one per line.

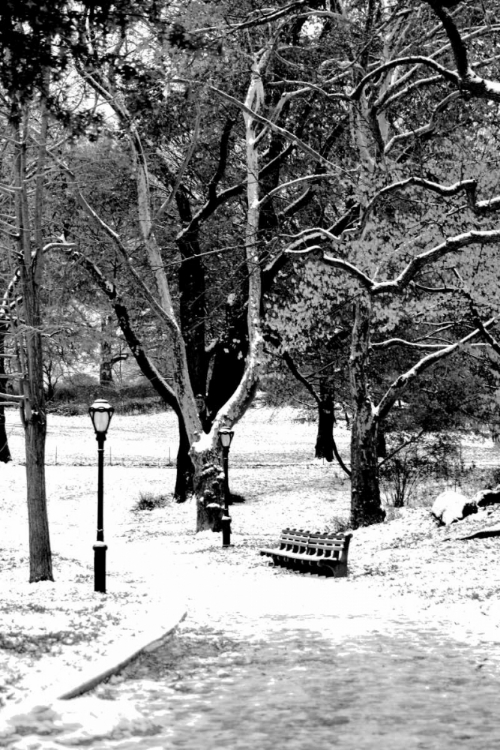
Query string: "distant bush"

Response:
xmin=132 ymin=492 xmax=170 ymax=512
xmin=48 ymin=376 xmax=166 ymax=415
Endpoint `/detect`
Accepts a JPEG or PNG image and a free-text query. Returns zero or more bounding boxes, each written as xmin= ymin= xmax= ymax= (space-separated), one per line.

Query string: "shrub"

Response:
xmin=380 ymin=432 xmax=462 ymax=508
xmin=133 ymin=492 xmax=170 ymax=512
xmin=326 ymin=515 xmax=352 ymax=535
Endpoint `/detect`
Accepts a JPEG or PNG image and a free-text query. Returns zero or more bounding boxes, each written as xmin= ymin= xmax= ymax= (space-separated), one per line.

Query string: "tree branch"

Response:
xmin=66 ymin=250 xmax=181 ymax=413
xmin=377 ymin=314 xmax=500 ymax=420
xmin=372 ymin=228 xmax=500 ymax=295
xmin=378 ymin=429 xmax=426 ymax=469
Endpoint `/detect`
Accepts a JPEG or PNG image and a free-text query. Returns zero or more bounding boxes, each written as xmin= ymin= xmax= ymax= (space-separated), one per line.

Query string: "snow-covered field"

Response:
xmin=0 ymin=406 xmax=349 ymax=705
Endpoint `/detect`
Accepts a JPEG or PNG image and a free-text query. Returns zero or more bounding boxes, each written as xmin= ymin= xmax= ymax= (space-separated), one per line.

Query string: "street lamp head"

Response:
xmin=89 ymin=399 xmax=114 ymax=436
xmin=218 ymin=428 xmax=234 ymax=449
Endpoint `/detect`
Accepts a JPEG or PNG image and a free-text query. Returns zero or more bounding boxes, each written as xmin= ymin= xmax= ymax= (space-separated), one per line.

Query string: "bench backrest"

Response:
xmin=279 ymin=530 xmax=310 ymax=552
xmin=306 ymin=537 xmax=349 ymax=559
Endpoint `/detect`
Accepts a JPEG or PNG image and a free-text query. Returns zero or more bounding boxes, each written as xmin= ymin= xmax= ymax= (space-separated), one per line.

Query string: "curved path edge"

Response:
xmin=56 ymin=605 xmax=187 ymax=701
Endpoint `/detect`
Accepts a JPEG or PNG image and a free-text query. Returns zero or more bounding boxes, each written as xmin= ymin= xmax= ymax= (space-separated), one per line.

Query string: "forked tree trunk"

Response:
xmin=349 ymin=295 xmax=385 ymax=528
xmin=76 ymin=51 xmax=268 ymax=533
xmin=187 ymin=46 xmax=268 ymax=531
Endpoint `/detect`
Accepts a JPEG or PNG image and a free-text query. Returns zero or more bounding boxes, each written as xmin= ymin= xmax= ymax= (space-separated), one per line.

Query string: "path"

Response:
xmin=2 ymin=556 xmax=500 ymax=750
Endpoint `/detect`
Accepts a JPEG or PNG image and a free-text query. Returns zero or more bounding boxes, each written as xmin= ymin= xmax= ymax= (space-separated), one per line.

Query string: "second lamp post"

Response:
xmin=89 ymin=398 xmax=114 ymax=593
xmin=218 ymin=428 xmax=234 ymax=547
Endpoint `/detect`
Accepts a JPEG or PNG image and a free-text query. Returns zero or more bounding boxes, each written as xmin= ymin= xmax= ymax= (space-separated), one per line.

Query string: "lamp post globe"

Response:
xmin=218 ymin=428 xmax=234 ymax=450
xmin=89 ymin=398 xmax=114 ymax=436
xmin=89 ymin=399 xmax=114 ymax=593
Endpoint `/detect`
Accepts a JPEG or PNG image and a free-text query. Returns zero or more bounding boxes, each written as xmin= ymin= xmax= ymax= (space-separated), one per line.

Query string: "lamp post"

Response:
xmin=89 ymin=399 xmax=114 ymax=593
xmin=218 ymin=428 xmax=234 ymax=548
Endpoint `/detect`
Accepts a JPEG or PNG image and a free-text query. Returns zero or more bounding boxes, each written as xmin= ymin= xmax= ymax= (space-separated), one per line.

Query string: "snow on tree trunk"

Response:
xmin=192 ymin=444 xmax=226 ymax=532
xmin=190 ymin=47 xmax=269 ymax=530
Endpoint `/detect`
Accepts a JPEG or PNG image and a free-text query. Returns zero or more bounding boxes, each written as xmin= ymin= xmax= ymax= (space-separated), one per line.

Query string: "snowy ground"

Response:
xmin=1 ymin=406 xmax=500 ymax=713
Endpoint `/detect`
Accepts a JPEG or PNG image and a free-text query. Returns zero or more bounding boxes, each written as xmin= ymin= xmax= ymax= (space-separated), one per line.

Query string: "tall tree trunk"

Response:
xmin=174 ymin=417 xmax=195 ymax=502
xmin=350 ymin=406 xmax=384 ymax=528
xmin=190 ymin=47 xmax=270 ymax=531
xmin=0 ymin=327 xmax=12 ymax=463
xmin=176 ymin=188 xmax=207 ymax=398
xmin=349 ymin=296 xmax=385 ymax=528
xmin=13 ymin=102 xmax=53 ymax=582
xmin=315 ymin=379 xmax=335 ymax=461
xmin=20 ymin=265 xmax=53 ymax=582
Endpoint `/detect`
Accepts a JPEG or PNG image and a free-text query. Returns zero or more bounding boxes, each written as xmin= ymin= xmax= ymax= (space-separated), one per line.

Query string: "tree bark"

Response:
xmin=176 ymin=188 xmax=207 ymax=398
xmin=174 ymin=417 xmax=195 ymax=502
xmin=12 ymin=102 xmax=53 ymax=581
xmin=20 ymin=262 xmax=53 ymax=582
xmin=205 ymin=292 xmax=247 ymax=426
xmin=99 ymin=314 xmax=121 ymax=386
xmin=192 ymin=445 xmax=226 ymax=532
xmin=350 ymin=406 xmax=385 ymax=528
xmin=0 ymin=327 xmax=12 ymax=463
xmin=349 ymin=296 xmax=385 ymax=528
xmin=315 ymin=379 xmax=335 ymax=461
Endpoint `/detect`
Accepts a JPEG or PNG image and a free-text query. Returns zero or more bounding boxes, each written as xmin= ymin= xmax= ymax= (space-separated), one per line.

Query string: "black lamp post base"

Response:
xmin=93 ymin=542 xmax=108 ymax=593
xmin=221 ymin=515 xmax=231 ymax=547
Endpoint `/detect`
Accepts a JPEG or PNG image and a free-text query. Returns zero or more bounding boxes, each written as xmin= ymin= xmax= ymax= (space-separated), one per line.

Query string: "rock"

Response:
xmin=431 ymin=490 xmax=478 ymax=526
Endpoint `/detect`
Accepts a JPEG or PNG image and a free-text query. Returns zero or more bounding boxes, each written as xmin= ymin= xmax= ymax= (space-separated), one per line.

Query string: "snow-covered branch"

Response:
xmin=362 ymin=175 xmax=476 ymax=230
xmin=371 ymin=338 xmax=452 ymax=351
xmin=424 ymin=0 xmax=500 ymax=102
xmin=373 ymin=228 xmax=500 ymax=295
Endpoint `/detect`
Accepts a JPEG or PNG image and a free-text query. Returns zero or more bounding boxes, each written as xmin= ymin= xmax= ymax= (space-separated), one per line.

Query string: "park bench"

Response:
xmin=259 ymin=528 xmax=352 ymax=578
